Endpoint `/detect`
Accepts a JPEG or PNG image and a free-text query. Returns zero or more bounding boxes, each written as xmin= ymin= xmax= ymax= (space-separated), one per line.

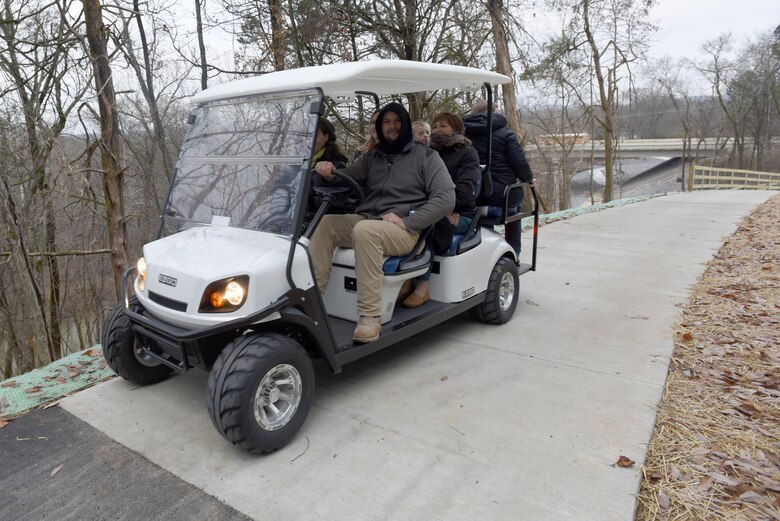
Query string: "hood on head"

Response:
xmin=463 ymin=112 xmax=507 ymax=135
xmin=375 ymin=102 xmax=413 ymax=154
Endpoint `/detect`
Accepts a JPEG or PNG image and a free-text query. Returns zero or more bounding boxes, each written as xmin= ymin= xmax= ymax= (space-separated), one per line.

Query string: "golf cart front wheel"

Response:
xmin=207 ymin=333 xmax=314 ymax=454
xmin=102 ymin=297 xmax=174 ymax=385
xmin=472 ymin=257 xmax=519 ymax=324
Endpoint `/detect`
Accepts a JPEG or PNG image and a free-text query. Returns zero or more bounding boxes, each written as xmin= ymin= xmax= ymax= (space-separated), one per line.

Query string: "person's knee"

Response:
xmin=319 ymin=214 xmax=339 ymax=228
xmin=352 ymin=220 xmax=381 ymax=243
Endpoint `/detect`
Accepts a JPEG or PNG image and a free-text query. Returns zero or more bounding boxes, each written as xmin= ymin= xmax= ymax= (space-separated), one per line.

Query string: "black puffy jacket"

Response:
xmin=435 ymin=144 xmax=480 ymax=217
xmin=463 ymin=112 xmax=533 ymax=207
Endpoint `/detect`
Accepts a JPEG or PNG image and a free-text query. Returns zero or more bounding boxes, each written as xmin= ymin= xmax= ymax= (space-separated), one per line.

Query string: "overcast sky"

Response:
xmin=648 ymin=0 xmax=777 ymax=59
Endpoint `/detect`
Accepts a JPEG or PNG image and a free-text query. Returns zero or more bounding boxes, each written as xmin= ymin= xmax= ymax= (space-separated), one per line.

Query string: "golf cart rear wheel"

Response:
xmin=472 ymin=257 xmax=519 ymax=324
xmin=102 ymin=297 xmax=174 ymax=385
xmin=207 ymin=333 xmax=314 ymax=454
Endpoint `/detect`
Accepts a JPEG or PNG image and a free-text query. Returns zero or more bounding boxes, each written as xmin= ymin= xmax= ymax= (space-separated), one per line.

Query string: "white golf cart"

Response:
xmin=102 ymin=60 xmax=539 ymax=454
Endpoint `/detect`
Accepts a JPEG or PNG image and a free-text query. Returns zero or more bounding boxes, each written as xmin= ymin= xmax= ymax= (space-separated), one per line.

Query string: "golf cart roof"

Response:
xmin=191 ymin=60 xmax=510 ymax=105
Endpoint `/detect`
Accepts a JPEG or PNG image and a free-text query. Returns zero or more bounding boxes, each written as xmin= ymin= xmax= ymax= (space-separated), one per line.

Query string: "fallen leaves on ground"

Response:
xmin=615 ymin=455 xmax=636 ymax=468
xmin=636 ymin=194 xmax=780 ymax=521
xmin=50 ymin=464 xmax=63 ymax=477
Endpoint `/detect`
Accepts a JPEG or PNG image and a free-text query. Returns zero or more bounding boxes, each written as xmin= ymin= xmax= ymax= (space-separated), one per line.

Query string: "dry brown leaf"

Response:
xmin=697 ymin=476 xmax=714 ymax=492
xmin=524 ymin=299 xmax=539 ymax=306
xmin=440 ymin=376 xmax=448 ymax=382
xmin=50 ymin=464 xmax=63 ymax=477
xmin=0 ymin=420 xmax=8 ymax=429
xmin=735 ymin=402 xmax=762 ymax=419
xmin=1 ymin=380 xmax=19 ymax=388
xmin=615 ymin=455 xmax=635 ymax=468
xmin=682 ymin=331 xmax=694 ymax=342
xmin=83 ymin=349 xmax=100 ymax=357
xmin=25 ymin=386 xmax=43 ymax=394
xmin=657 ymin=491 xmax=670 ymax=510
xmin=739 ymin=491 xmax=766 ymax=504
xmin=711 ymin=472 xmax=741 ymax=487
xmin=757 ymin=477 xmax=780 ymax=492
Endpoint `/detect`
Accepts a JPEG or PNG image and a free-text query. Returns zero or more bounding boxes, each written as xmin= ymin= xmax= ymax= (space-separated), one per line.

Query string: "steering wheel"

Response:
xmin=312 ymin=168 xmax=364 ymax=207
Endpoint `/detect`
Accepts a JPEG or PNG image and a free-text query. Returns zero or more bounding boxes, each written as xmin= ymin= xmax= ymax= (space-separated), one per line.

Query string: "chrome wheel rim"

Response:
xmin=498 ymin=272 xmax=515 ymax=312
xmin=134 ymin=343 xmax=161 ymax=367
xmin=254 ymin=364 xmax=302 ymax=431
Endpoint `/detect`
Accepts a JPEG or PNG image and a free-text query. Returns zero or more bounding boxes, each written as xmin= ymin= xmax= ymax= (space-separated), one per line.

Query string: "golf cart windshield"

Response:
xmin=160 ymin=89 xmax=321 ymax=237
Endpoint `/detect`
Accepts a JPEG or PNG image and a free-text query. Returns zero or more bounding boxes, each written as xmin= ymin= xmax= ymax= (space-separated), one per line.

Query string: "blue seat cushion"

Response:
xmin=382 ymin=248 xmax=432 ymax=274
xmin=382 ymin=256 xmax=402 ymax=273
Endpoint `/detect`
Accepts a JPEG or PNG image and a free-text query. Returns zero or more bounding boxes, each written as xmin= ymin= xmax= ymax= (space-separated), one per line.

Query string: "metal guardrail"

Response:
xmin=690 ymin=164 xmax=780 ymax=191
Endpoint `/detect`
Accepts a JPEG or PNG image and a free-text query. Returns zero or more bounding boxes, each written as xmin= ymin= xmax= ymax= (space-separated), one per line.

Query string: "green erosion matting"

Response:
xmin=0 ymin=193 xmax=672 ymax=421
xmin=0 ymin=346 xmax=113 ymax=420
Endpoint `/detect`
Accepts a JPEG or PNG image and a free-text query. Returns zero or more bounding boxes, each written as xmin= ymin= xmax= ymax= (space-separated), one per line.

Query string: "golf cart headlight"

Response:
xmin=200 ymin=276 xmax=249 ymax=313
xmin=223 ymin=281 xmax=244 ymax=306
xmin=137 ymin=257 xmax=147 ymax=291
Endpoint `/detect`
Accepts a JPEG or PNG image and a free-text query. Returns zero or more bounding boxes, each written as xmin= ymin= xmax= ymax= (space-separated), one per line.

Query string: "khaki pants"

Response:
xmin=310 ymin=214 xmax=419 ymax=317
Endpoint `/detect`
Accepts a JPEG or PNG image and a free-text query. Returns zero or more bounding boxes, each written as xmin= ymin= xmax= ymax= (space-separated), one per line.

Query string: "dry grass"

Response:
xmin=636 ymin=193 xmax=780 ymax=521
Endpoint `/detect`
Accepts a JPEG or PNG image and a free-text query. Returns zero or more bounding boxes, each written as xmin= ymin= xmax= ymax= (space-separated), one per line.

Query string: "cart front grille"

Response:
xmin=149 ymin=291 xmax=188 ymax=312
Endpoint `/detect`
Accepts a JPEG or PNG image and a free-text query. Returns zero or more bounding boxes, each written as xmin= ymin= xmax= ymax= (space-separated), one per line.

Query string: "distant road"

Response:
xmin=528 ymin=137 xmax=735 ymax=158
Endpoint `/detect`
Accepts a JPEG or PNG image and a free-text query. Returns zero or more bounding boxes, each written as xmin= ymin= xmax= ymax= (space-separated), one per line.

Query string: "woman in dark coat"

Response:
xmin=463 ymin=100 xmax=533 ymax=254
xmin=401 ymin=112 xmax=480 ymax=308
xmin=313 ymin=118 xmax=348 ymax=168
xmin=267 ymin=118 xmax=347 ymax=229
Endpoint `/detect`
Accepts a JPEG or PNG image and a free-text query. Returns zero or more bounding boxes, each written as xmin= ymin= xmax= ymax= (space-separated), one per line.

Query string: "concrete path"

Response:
xmin=59 ymin=191 xmax=775 ymax=520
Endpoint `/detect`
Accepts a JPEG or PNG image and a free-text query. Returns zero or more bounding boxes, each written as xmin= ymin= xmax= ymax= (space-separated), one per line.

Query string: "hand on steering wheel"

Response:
xmin=312 ymin=168 xmax=364 ymax=204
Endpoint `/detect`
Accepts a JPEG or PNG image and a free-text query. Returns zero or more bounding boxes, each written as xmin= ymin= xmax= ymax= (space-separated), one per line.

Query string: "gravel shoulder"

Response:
xmin=636 ymin=193 xmax=780 ymax=520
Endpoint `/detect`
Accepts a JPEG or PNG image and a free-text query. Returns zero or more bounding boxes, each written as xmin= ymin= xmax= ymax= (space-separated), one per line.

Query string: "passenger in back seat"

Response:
xmin=463 ymin=100 xmax=534 ymax=255
xmin=310 ymin=102 xmax=455 ymax=343
xmin=401 ymin=112 xmax=480 ymax=308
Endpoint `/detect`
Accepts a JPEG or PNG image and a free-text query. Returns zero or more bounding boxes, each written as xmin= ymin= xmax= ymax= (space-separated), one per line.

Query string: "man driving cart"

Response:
xmin=312 ymin=102 xmax=455 ymax=343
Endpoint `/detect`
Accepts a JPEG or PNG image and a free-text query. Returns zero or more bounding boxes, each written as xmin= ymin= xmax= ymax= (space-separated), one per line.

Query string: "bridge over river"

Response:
xmin=528 ymin=137 xmax=728 ymax=159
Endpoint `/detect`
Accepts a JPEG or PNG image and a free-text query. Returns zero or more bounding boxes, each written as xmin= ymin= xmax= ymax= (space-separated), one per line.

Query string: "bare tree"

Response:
xmin=0 ymin=0 xmax=93 ymax=363
xmin=578 ymin=0 xmax=656 ymax=202
xmin=194 ymin=0 xmax=209 ymax=89
xmin=110 ymin=0 xmax=179 ymax=184
xmin=81 ymin=0 xmax=130 ymax=296
xmin=487 ymin=0 xmax=522 ymax=133
xmin=652 ymin=57 xmax=697 ymax=189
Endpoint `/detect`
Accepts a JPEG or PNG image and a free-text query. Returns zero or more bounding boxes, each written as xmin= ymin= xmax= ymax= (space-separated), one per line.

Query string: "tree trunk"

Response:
xmin=0 ymin=174 xmax=50 ymax=371
xmin=268 ymin=0 xmax=286 ymax=71
xmin=487 ymin=0 xmax=522 ymax=135
xmin=194 ymin=0 xmax=209 ymax=90
xmin=582 ymin=0 xmax=615 ymax=202
xmin=83 ymin=0 xmax=129 ymax=298
xmin=45 ymin=203 xmax=62 ymax=360
xmin=130 ymin=0 xmax=176 ymax=182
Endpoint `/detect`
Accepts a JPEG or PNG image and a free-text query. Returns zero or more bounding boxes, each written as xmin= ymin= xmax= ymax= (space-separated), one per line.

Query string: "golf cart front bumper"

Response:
xmin=119 ymin=268 xmax=310 ymax=372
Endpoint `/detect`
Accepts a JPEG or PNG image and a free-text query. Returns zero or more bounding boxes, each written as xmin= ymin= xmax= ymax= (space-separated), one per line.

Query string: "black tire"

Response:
xmin=102 ymin=298 xmax=174 ymax=385
xmin=472 ymin=256 xmax=519 ymax=324
xmin=207 ymin=333 xmax=314 ymax=454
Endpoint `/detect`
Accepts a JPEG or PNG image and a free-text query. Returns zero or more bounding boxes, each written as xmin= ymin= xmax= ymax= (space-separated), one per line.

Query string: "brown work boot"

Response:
xmin=396 ymin=279 xmax=414 ymax=303
xmin=353 ymin=315 xmax=381 ymax=343
xmin=402 ymin=291 xmax=430 ymax=308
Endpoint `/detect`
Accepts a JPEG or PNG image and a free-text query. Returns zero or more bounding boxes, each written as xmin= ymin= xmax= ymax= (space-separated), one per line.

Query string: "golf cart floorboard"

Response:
xmin=518 ymin=262 xmax=533 ymax=276
xmin=329 ymin=297 xmax=482 ymax=361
